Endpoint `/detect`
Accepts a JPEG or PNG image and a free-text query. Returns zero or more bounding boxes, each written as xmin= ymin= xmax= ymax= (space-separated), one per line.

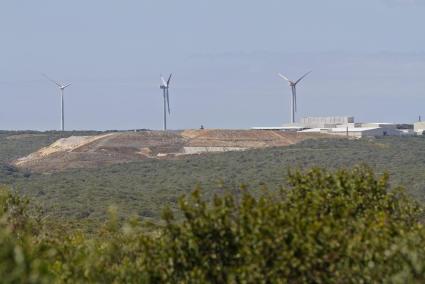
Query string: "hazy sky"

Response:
xmin=1 ymin=0 xmax=424 ymax=130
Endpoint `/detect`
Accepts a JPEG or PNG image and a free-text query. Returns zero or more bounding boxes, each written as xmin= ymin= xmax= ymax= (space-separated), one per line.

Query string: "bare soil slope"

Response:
xmin=14 ymin=130 xmax=328 ymax=172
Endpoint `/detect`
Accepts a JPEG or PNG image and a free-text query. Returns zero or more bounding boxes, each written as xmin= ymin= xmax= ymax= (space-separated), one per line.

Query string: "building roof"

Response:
xmin=251 ymin=126 xmax=304 ymax=130
xmin=299 ymin=127 xmax=382 ymax=133
xmin=298 ymin=128 xmax=328 ymax=133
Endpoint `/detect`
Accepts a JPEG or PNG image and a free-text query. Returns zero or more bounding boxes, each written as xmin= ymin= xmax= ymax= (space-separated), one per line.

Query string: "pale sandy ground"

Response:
xmin=14 ymin=133 xmax=115 ymax=166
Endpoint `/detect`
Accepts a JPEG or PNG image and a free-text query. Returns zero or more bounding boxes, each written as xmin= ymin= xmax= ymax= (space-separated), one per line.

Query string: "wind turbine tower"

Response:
xmin=43 ymin=74 xmax=72 ymax=131
xmin=278 ymin=71 xmax=312 ymax=124
xmin=160 ymin=74 xmax=172 ymax=131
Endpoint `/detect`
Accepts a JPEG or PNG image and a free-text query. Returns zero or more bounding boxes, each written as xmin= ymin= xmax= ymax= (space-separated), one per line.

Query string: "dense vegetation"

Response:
xmin=1 ymin=132 xmax=425 ymax=230
xmin=2 ymin=166 xmax=425 ymax=283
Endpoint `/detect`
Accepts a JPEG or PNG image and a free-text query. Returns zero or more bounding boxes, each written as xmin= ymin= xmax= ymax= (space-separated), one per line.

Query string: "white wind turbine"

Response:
xmin=43 ymin=73 xmax=72 ymax=131
xmin=160 ymin=74 xmax=172 ymax=131
xmin=278 ymin=71 xmax=312 ymax=124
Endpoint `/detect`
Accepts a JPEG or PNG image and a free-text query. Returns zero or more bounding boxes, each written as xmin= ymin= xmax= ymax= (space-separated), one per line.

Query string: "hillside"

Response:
xmin=0 ymin=132 xmax=425 ymax=231
xmin=13 ymin=130 xmax=327 ymax=172
xmin=0 ymin=131 xmax=104 ymax=163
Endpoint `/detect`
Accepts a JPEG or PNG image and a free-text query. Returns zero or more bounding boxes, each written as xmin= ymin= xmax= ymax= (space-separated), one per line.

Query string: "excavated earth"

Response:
xmin=14 ymin=130 xmax=330 ymax=173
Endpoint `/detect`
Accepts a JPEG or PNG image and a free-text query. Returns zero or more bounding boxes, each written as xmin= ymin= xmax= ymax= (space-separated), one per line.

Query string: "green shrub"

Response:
xmin=151 ymin=166 xmax=424 ymax=283
xmin=3 ymin=166 xmax=425 ymax=283
xmin=0 ymin=187 xmax=53 ymax=283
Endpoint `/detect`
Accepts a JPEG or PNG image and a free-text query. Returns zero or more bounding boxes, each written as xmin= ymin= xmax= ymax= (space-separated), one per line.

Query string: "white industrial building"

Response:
xmin=253 ymin=116 xmax=416 ymax=138
xmin=301 ymin=116 xmax=354 ymax=128
xmin=414 ymin=122 xmax=425 ymax=135
xmin=360 ymin=122 xmax=397 ymax=129
xmin=281 ymin=117 xmax=415 ymax=138
xmin=299 ymin=127 xmax=385 ymax=138
xmin=327 ymin=127 xmax=385 ymax=138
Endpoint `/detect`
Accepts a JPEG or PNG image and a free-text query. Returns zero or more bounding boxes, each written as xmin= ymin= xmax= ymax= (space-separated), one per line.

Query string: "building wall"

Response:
xmin=301 ymin=116 xmax=354 ymax=128
xmin=330 ymin=127 xmax=409 ymax=138
xmin=327 ymin=128 xmax=384 ymax=138
xmin=361 ymin=123 xmax=397 ymax=129
xmin=414 ymin=122 xmax=425 ymax=134
xmin=361 ymin=128 xmax=386 ymax=137
xmin=336 ymin=123 xmax=362 ymax=128
xmin=382 ymin=128 xmax=406 ymax=136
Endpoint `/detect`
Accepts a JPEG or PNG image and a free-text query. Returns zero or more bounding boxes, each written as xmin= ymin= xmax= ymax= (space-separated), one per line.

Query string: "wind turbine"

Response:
xmin=160 ymin=74 xmax=172 ymax=131
xmin=278 ymin=71 xmax=311 ymax=124
xmin=43 ymin=73 xmax=72 ymax=131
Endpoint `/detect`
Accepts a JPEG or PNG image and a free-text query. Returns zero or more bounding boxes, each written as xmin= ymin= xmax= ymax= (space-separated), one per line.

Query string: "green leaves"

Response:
xmin=0 ymin=187 xmax=54 ymax=283
xmin=143 ymin=165 xmax=425 ymax=282
xmin=2 ymin=166 xmax=425 ymax=283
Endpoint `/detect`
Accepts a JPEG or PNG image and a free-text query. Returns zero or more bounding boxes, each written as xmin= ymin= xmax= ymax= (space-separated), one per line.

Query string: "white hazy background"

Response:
xmin=1 ymin=0 xmax=424 ymax=130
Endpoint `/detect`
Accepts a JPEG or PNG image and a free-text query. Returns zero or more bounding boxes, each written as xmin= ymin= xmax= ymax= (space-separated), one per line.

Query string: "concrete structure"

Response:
xmin=298 ymin=128 xmax=329 ymax=133
xmin=251 ymin=126 xmax=305 ymax=131
xmin=335 ymin=122 xmax=362 ymax=128
xmin=327 ymin=127 xmax=384 ymax=138
xmin=414 ymin=122 xmax=425 ymax=134
xmin=400 ymin=129 xmax=416 ymax=136
xmin=301 ymin=116 xmax=354 ymax=128
xmin=299 ymin=126 xmax=409 ymax=138
xmin=253 ymin=116 xmax=415 ymax=138
xmin=361 ymin=123 xmax=397 ymax=129
xmin=299 ymin=127 xmax=383 ymax=138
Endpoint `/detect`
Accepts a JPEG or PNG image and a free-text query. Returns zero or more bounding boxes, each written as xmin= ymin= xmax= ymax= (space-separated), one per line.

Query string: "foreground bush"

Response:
xmin=2 ymin=166 xmax=425 ymax=283
xmin=0 ymin=187 xmax=53 ymax=283
xmin=153 ymin=166 xmax=425 ymax=283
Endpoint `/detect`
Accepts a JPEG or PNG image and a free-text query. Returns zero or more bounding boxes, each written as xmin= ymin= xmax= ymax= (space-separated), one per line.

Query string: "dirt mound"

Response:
xmin=14 ymin=130 xmax=329 ymax=172
xmin=182 ymin=129 xmax=305 ymax=147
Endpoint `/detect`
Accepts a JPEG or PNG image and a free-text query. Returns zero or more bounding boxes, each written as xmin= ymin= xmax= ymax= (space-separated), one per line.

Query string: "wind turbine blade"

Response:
xmin=63 ymin=83 xmax=72 ymax=88
xmin=295 ymin=71 xmax=312 ymax=85
xmin=161 ymin=75 xmax=167 ymax=87
xmin=42 ymin=73 xmax=62 ymax=88
xmin=278 ymin=73 xmax=290 ymax=82
xmin=167 ymin=73 xmax=173 ymax=86
xmin=166 ymin=89 xmax=171 ymax=114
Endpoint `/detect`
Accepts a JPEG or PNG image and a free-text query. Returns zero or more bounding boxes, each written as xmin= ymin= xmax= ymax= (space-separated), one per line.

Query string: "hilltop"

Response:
xmin=13 ymin=130 xmax=327 ymax=173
